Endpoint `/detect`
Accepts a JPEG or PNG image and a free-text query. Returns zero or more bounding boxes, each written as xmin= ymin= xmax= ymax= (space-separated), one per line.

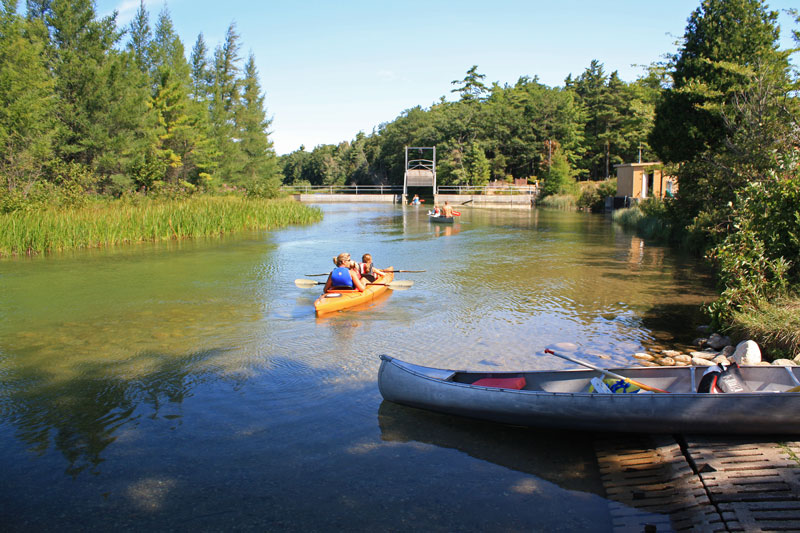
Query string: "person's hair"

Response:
xmin=334 ymin=252 xmax=351 ymax=266
xmin=362 ymin=253 xmax=371 ymax=263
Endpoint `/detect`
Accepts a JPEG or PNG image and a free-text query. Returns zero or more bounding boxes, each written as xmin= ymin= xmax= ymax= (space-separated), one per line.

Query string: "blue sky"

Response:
xmin=95 ymin=0 xmax=799 ymax=155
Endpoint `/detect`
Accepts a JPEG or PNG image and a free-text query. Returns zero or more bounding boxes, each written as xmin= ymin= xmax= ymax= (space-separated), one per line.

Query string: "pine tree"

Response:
xmin=0 ymin=0 xmax=54 ymax=192
xmin=209 ymin=23 xmax=245 ymax=184
xmin=236 ymin=53 xmax=281 ymax=193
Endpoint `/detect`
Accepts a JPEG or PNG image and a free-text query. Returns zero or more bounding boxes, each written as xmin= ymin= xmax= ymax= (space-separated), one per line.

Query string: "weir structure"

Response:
xmin=403 ymin=146 xmax=436 ymax=199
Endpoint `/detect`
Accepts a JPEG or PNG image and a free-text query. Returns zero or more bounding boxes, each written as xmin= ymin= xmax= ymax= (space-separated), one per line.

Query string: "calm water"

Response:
xmin=0 ymin=204 xmax=715 ymax=531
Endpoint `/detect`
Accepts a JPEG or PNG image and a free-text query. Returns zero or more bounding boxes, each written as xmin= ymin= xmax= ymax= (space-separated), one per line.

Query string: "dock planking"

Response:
xmin=595 ymin=435 xmax=800 ymax=532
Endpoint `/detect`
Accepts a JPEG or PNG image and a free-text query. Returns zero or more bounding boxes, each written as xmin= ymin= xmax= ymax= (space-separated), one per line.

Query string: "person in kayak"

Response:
xmin=357 ymin=253 xmax=386 ymax=283
xmin=430 ymin=205 xmax=441 ymax=216
xmin=442 ymin=201 xmax=454 ymax=217
xmin=324 ymin=253 xmax=366 ymax=292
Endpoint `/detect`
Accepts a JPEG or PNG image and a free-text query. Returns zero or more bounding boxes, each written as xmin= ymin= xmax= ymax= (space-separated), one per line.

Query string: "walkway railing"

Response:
xmin=282 ymin=185 xmax=403 ymax=194
xmin=437 ymin=185 xmax=538 ymax=195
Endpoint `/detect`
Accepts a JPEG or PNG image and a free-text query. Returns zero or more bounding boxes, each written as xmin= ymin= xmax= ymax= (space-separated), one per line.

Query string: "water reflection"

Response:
xmin=378 ymin=401 xmax=605 ymax=495
xmin=3 ymin=346 xmax=227 ymax=476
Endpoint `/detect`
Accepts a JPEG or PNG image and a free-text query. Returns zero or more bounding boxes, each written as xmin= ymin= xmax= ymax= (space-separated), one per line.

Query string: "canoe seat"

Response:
xmin=472 ymin=377 xmax=527 ymax=390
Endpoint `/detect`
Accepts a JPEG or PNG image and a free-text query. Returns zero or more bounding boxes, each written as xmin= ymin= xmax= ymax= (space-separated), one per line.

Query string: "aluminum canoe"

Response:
xmin=377 ymin=355 xmax=800 ymax=434
xmin=314 ymin=268 xmax=394 ymax=315
xmin=427 ymin=214 xmax=454 ymax=223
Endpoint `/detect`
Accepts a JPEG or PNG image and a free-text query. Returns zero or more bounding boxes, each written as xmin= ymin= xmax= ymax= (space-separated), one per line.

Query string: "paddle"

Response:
xmin=304 ymin=269 xmax=426 ymax=276
xmin=294 ymin=278 xmax=414 ymax=290
xmin=453 ymin=211 xmax=461 ymax=216
xmin=544 ymin=348 xmax=670 ymax=394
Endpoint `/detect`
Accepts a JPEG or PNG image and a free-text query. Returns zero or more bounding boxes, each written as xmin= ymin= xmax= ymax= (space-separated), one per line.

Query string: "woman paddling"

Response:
xmin=324 ymin=252 xmax=366 ymax=293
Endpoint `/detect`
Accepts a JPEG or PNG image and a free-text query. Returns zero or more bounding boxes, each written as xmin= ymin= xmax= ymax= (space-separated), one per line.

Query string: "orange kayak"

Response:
xmin=314 ymin=267 xmax=395 ymax=315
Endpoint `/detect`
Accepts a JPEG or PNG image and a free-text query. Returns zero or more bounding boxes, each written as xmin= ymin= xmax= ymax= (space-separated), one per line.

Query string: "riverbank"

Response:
xmin=612 ymin=205 xmax=800 ymax=360
xmin=0 ymin=196 xmax=322 ymax=257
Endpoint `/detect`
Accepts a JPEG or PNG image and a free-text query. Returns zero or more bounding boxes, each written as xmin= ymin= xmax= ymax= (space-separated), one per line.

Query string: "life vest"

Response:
xmin=357 ymin=262 xmax=373 ymax=276
xmin=330 ymin=266 xmax=353 ymax=288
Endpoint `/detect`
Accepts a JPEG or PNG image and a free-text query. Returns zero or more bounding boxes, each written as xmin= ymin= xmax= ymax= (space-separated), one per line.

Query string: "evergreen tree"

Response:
xmin=149 ymin=7 xmax=216 ymax=187
xmin=127 ymin=0 xmax=150 ymax=74
xmin=189 ymin=33 xmax=210 ymax=102
xmin=650 ymin=0 xmax=789 ymax=164
xmin=209 ymin=23 xmax=245 ymax=184
xmin=236 ymin=53 xmax=281 ymax=192
xmin=0 ymin=0 xmax=54 ymax=193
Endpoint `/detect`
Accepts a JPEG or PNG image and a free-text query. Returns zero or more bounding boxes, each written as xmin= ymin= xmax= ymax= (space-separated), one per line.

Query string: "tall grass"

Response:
xmin=612 ymin=201 xmax=673 ymax=241
xmin=0 ymin=196 xmax=322 ymax=256
xmin=539 ymin=194 xmax=576 ymax=210
xmin=729 ymin=297 xmax=800 ymax=359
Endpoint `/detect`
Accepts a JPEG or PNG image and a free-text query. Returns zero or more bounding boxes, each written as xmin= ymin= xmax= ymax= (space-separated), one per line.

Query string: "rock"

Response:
xmin=758 ymin=361 xmax=772 ymax=366
xmin=674 ymin=354 xmax=692 ymax=364
xmin=554 ymin=342 xmax=579 ymax=352
xmin=658 ymin=357 xmax=676 ymax=366
xmin=731 ymin=340 xmax=762 ymax=365
xmin=674 ymin=360 xmax=691 ymax=366
xmin=634 ymin=360 xmax=660 ymax=367
xmin=661 ymin=350 xmax=683 ymax=358
xmin=694 ymin=337 xmax=708 ymax=347
xmin=692 ymin=356 xmax=716 ymax=366
xmin=772 ymin=359 xmax=796 ymax=366
xmin=633 ymin=353 xmax=655 ymax=362
xmin=720 ymin=345 xmax=735 ymax=358
xmin=712 ymin=355 xmax=730 ymax=365
xmin=690 ymin=351 xmax=717 ymax=360
xmin=707 ymin=333 xmax=732 ymax=350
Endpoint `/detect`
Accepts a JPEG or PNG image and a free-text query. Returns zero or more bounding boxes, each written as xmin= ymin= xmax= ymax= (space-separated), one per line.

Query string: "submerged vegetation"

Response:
xmin=0 ymin=197 xmax=321 ymax=257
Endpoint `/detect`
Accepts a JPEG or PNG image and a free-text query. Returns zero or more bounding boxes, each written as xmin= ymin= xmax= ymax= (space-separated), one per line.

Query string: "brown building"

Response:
xmin=614 ymin=162 xmax=677 ymax=200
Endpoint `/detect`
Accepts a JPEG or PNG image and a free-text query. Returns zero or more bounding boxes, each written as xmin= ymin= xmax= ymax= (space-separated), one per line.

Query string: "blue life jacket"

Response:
xmin=330 ymin=266 xmax=353 ymax=288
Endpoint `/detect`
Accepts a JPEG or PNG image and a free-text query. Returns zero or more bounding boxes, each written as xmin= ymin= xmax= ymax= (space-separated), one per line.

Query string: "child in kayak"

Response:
xmin=357 ymin=253 xmax=386 ymax=283
xmin=324 ymin=252 xmax=365 ymax=292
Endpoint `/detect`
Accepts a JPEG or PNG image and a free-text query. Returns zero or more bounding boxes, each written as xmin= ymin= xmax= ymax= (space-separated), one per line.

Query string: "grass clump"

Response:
xmin=728 ymin=297 xmax=800 ymax=360
xmin=0 ymin=196 xmax=322 ymax=257
xmin=539 ymin=194 xmax=576 ymax=210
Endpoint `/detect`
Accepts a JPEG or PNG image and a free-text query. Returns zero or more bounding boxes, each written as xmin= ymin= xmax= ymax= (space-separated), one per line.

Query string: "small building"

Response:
xmin=614 ymin=162 xmax=677 ymax=200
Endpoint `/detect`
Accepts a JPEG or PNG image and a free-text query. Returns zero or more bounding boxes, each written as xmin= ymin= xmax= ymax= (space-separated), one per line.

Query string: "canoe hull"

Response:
xmin=428 ymin=215 xmax=454 ymax=223
xmin=314 ymin=269 xmax=394 ymax=315
xmin=377 ymin=355 xmax=800 ymax=434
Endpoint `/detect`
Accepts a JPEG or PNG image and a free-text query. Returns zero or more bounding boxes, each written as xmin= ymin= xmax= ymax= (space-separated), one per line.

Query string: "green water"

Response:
xmin=0 ymin=204 xmax=715 ymax=530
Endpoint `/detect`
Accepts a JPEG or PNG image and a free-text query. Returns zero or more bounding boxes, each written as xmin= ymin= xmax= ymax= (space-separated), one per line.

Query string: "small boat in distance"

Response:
xmin=427 ymin=213 xmax=454 ymax=223
xmin=377 ymin=355 xmax=800 ymax=434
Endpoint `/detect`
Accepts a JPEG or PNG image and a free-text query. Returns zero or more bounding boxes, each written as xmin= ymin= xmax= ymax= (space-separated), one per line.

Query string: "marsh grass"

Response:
xmin=730 ymin=297 xmax=800 ymax=359
xmin=539 ymin=194 xmax=576 ymax=210
xmin=0 ymin=196 xmax=322 ymax=257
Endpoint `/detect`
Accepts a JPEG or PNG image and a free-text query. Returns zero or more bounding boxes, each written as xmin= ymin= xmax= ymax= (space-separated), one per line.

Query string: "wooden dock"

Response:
xmin=595 ymin=436 xmax=800 ymax=532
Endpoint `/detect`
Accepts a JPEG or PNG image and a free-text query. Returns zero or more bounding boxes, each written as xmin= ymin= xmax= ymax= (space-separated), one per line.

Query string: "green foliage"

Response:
xmin=577 ymin=179 xmax=616 ymax=211
xmin=706 ymin=162 xmax=800 ymax=327
xmin=540 ymin=147 xmax=577 ymax=197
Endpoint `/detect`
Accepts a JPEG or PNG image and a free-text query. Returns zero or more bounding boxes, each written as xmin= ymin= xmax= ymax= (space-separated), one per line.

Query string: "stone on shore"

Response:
xmin=692 ymin=356 xmax=716 ymax=366
xmin=707 ymin=333 xmax=732 ymax=350
xmin=731 ymin=340 xmax=762 ymax=365
xmin=690 ymin=351 xmax=717 ymax=360
xmin=633 ymin=353 xmax=655 ymax=362
xmin=772 ymin=359 xmax=796 ymax=366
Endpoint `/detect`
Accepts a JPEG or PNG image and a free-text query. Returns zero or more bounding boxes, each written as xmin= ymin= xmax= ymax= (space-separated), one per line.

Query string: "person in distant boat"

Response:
xmin=409 ymin=194 xmax=420 ymax=205
xmin=324 ymin=252 xmax=366 ymax=292
xmin=357 ymin=253 xmax=385 ymax=283
xmin=442 ymin=201 xmax=454 ymax=217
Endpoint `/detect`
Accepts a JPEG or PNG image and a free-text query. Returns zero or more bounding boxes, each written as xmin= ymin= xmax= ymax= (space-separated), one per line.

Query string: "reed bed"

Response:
xmin=0 ymin=197 xmax=322 ymax=257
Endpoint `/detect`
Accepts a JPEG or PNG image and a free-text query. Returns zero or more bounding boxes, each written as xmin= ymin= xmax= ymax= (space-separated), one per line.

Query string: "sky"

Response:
xmin=94 ymin=0 xmax=799 ymax=155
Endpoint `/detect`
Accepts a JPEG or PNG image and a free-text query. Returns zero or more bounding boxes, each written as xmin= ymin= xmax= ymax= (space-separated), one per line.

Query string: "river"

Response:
xmin=0 ymin=203 xmax=716 ymax=531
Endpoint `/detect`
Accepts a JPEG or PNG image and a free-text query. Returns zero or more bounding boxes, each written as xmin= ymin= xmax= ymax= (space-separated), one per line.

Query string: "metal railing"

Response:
xmin=437 ymin=185 xmax=539 ymax=195
xmin=282 ymin=185 xmax=403 ymax=194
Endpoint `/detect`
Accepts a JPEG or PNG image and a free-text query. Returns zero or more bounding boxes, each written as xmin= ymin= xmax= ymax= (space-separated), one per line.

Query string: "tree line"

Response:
xmin=0 ymin=0 xmax=281 ymax=211
xmin=280 ymin=61 xmax=663 ymax=193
